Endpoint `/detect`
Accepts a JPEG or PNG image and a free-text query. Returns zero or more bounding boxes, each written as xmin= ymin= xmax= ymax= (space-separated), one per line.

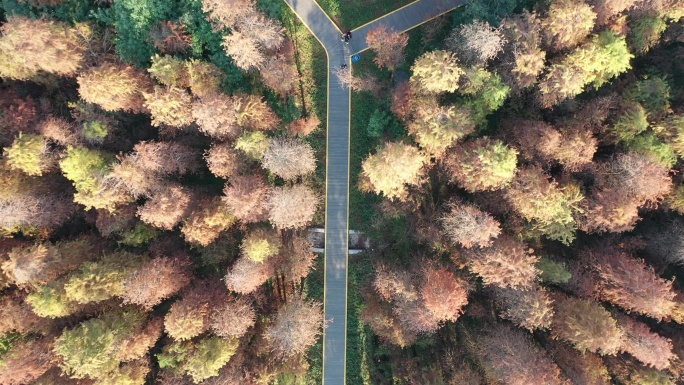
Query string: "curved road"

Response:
xmin=281 ymin=0 xmax=467 ymax=383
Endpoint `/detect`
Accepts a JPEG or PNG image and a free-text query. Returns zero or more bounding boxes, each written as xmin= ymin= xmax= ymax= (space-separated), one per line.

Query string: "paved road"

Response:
xmin=281 ymin=0 xmax=466 ymax=384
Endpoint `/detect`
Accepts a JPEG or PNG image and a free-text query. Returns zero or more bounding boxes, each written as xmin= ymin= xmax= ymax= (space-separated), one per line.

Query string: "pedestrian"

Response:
xmin=343 ymin=34 xmax=349 ymax=44
xmin=345 ymin=31 xmax=352 ymax=40
xmin=340 ymin=64 xmax=347 ymax=69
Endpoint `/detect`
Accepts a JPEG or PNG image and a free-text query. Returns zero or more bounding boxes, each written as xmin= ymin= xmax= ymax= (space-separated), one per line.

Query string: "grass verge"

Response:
xmin=316 ymin=0 xmax=414 ymax=30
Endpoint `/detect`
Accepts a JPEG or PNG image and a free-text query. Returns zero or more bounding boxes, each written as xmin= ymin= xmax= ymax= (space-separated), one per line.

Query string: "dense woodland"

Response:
xmin=343 ymin=0 xmax=684 ymax=383
xmin=0 ymin=0 xmax=327 ymax=383
xmin=1 ymin=0 xmax=684 ymax=383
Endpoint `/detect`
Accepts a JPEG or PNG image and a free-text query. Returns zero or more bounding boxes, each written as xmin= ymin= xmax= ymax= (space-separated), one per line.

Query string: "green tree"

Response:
xmin=240 ymin=228 xmax=281 ymax=262
xmin=613 ymin=100 xmax=650 ymax=141
xmin=628 ymin=16 xmax=667 ymax=55
xmin=59 ymin=146 xmax=113 ymax=192
xmin=367 ymin=108 xmax=392 ymax=138
xmin=410 ymin=50 xmax=465 ymax=93
xmin=157 ymin=336 xmax=239 ymax=383
xmin=63 ymin=252 xmax=143 ymax=304
xmin=506 ymin=166 xmax=584 ymax=244
xmin=3 ymin=134 xmax=53 ymax=176
xmin=148 ymin=54 xmax=189 ymax=88
xmin=26 ymin=281 xmax=78 ymax=318
xmin=626 ymin=133 xmax=677 ymax=168
xmin=361 ymin=142 xmax=426 ymax=200
xmin=536 ymin=258 xmax=572 ymax=284
xmin=54 ymin=309 xmax=147 ymax=380
xmin=630 ymin=76 xmax=671 ymax=122
xmin=444 ymin=138 xmax=518 ymax=192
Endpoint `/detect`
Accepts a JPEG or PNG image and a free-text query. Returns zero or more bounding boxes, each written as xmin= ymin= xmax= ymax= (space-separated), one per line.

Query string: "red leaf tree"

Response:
xmin=366 ymin=24 xmax=409 ymax=70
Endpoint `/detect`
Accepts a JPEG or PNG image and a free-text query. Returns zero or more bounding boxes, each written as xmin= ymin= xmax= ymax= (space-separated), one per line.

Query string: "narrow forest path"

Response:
xmin=281 ymin=0 xmax=467 ymax=383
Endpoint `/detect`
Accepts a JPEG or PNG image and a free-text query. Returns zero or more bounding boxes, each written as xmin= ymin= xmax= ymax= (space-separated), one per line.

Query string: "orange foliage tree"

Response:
xmin=366 ymin=24 xmax=409 ymax=70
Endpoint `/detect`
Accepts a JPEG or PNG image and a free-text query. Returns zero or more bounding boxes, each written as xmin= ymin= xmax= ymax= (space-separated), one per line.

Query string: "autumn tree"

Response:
xmin=131 ymin=141 xmax=201 ymax=176
xmin=181 ymin=197 xmax=236 ymax=246
xmin=2 ymin=237 xmax=95 ymax=288
xmin=551 ymin=295 xmax=623 ymax=354
xmin=261 ymin=55 xmax=298 ymax=96
xmin=581 ymin=152 xmax=671 ymax=233
xmin=240 ymin=228 xmax=281 ymax=262
xmin=205 ymin=143 xmax=240 ymax=179
xmin=366 ymin=24 xmax=409 ymax=70
xmin=0 ymin=16 xmax=85 ymax=80
xmin=616 ymin=314 xmax=675 ymax=369
xmin=506 ymin=166 xmax=584 ymax=244
xmin=548 ymin=340 xmax=612 ymax=385
xmin=361 ymin=142 xmax=426 ymax=200
xmin=165 ymin=283 xmax=224 ymax=341
xmin=509 ymin=120 xmax=597 ymax=170
xmin=265 ymin=298 xmax=323 ymax=358
xmin=461 ymin=237 xmax=539 ymax=289
xmin=235 ymin=131 xmax=270 ymax=160
xmin=26 ymin=281 xmax=79 ymax=318
xmin=261 ymin=137 xmax=316 ymax=180
xmin=222 ymin=174 xmax=271 ymax=223
xmin=210 ymin=296 xmax=256 ymax=338
xmin=77 ymin=62 xmax=151 ymax=113
xmin=419 ymin=265 xmax=469 ymax=324
xmin=0 ymin=292 xmax=45 ymax=334
xmin=138 ymin=184 xmax=194 ymax=230
xmin=0 ymin=168 xmax=76 ymax=231
xmin=192 ymin=93 xmax=240 ymax=139
xmin=288 ymin=115 xmax=321 ymax=137
xmin=541 ymin=0 xmax=597 ymax=51
xmin=499 ymin=11 xmax=546 ymax=89
xmin=444 ymin=138 xmax=518 ymax=192
xmin=475 ymin=324 xmax=568 ymax=385
xmin=3 ymin=134 xmax=54 ymax=176
xmin=150 ymin=20 xmax=192 ymax=54
xmin=108 ymin=156 xmax=161 ymax=199
xmin=265 ymin=184 xmax=319 ymax=229
xmin=492 ymin=285 xmax=554 ymax=330
xmin=590 ymin=0 xmax=641 ymax=25
xmin=277 ymin=235 xmax=318 ymax=281
xmin=122 ymin=255 xmax=193 ymax=310
xmin=0 ymin=337 xmax=55 ymax=385
xmin=587 ymin=249 xmax=677 ymax=320
xmin=410 ymin=50 xmax=465 ymax=93
xmin=439 ymin=202 xmax=501 ymax=248
xmin=187 ymin=60 xmax=224 ymax=97
xmin=233 ymin=93 xmax=279 ymax=131
xmin=144 ymin=86 xmax=194 ymax=128
xmin=225 ymin=255 xmax=274 ymax=294
xmin=223 ymin=32 xmax=265 ymax=71
xmin=446 ymin=20 xmax=505 ymax=65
